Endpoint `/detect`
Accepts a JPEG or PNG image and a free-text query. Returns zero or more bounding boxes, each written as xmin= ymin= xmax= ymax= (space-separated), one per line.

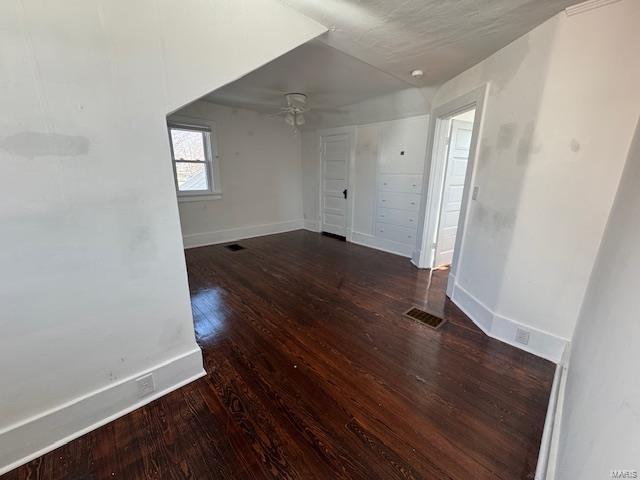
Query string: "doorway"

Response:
xmin=319 ymin=127 xmax=354 ymax=239
xmin=433 ymin=109 xmax=475 ymax=268
xmin=414 ymin=84 xmax=488 ymax=295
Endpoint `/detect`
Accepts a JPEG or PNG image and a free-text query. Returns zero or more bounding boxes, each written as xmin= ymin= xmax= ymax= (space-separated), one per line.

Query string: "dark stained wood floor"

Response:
xmin=3 ymin=230 xmax=554 ymax=480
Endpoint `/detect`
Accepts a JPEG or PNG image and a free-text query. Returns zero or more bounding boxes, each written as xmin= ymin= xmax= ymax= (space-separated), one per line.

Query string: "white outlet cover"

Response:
xmin=515 ymin=328 xmax=531 ymax=345
xmin=136 ymin=373 xmax=155 ymax=398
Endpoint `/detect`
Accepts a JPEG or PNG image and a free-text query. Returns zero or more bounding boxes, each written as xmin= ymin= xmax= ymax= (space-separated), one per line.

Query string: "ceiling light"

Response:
xmin=410 ymin=69 xmax=424 ymax=79
xmin=285 ymin=113 xmax=295 ymax=126
xmin=296 ymin=114 xmax=306 ymax=127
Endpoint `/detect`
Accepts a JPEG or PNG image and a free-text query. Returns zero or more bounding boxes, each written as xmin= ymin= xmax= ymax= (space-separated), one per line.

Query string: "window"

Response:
xmin=168 ymin=123 xmax=220 ymax=200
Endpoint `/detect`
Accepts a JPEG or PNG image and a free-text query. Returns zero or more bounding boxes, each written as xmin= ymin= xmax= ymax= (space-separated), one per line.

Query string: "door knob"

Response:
xmin=343 ymin=189 xmax=348 ymax=199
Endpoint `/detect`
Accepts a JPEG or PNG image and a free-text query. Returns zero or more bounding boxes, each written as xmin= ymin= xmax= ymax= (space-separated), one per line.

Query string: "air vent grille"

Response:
xmin=403 ymin=307 xmax=446 ymax=329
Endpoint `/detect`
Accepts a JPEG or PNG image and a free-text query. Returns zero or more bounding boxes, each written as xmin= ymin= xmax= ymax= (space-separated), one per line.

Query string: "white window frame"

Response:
xmin=167 ymin=121 xmax=221 ymax=202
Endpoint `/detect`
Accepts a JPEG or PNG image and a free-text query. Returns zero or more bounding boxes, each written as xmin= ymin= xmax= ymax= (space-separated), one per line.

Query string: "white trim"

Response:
xmin=183 ymin=219 xmax=304 ymax=249
xmin=445 ymin=271 xmax=456 ymax=297
xmin=535 ymin=363 xmax=566 ymax=480
xmin=317 ymin=126 xmax=356 ymax=239
xmin=543 ymin=360 xmax=569 ymax=480
xmin=449 ymin=281 xmax=569 ymax=363
xmin=450 ymin=281 xmax=494 ymax=333
xmin=350 ymin=231 xmax=414 ymax=258
xmin=0 ymin=348 xmax=205 ymax=476
xmin=169 ymin=115 xmax=223 ymax=199
xmin=303 ymin=219 xmax=320 ymax=232
xmin=414 ymin=84 xmax=489 ymax=285
xmin=565 ymin=0 xmax=622 ymax=16
xmin=178 ymin=193 xmax=222 ymax=203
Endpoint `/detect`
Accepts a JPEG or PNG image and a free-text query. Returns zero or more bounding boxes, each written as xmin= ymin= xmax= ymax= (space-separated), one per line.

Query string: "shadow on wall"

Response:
xmin=434 ymin=15 xmax=560 ymax=312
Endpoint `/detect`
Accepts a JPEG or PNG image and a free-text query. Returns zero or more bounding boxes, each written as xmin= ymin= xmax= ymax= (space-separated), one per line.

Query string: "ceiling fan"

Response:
xmin=271 ymin=93 xmax=309 ymax=128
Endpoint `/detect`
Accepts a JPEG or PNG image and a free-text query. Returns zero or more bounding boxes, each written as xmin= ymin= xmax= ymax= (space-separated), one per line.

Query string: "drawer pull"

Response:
xmin=412 ymin=184 xmax=417 ymax=187
xmin=409 ymin=219 xmax=413 ymax=222
xmin=410 ymin=201 xmax=415 ymax=205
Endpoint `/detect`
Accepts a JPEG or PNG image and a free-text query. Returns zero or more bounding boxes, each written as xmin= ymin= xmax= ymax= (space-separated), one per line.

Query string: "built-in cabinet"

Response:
xmin=372 ymin=116 xmax=428 ymax=256
xmin=313 ymin=116 xmax=429 ymax=258
xmin=375 ymin=177 xmax=422 ymax=246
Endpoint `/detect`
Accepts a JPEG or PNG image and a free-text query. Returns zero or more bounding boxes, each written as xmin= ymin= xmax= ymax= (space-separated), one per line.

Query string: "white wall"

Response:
xmin=428 ymin=0 xmax=640 ymax=351
xmin=301 ymin=130 xmax=321 ymax=229
xmin=555 ymin=118 xmax=640 ymax=479
xmin=0 ymin=0 xmax=324 ymax=473
xmin=169 ymin=101 xmax=305 ymax=248
xmin=352 ymin=124 xmax=381 ymax=235
xmin=302 ymin=115 xmax=429 ymax=257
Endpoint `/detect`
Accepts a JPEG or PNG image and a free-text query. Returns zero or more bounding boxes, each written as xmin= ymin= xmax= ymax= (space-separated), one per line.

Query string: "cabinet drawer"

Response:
xmin=377 ymin=192 xmax=421 ymax=211
xmin=376 ymin=208 xmax=418 ymax=229
xmin=376 ymin=222 xmax=417 ymax=245
xmin=378 ymin=175 xmax=423 ymax=194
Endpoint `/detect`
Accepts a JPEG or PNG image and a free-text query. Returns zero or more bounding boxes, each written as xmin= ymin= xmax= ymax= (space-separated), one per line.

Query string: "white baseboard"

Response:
xmin=0 ymin=348 xmax=205 ymax=476
xmin=535 ymin=362 xmax=569 ymax=479
xmin=304 ymin=219 xmax=320 ymax=232
xmin=451 ymin=281 xmax=494 ymax=333
xmin=183 ymin=219 xmax=305 ymax=248
xmin=450 ymin=282 xmax=569 ymax=363
xmin=446 ymin=272 xmax=455 ymax=297
xmin=350 ymin=231 xmax=414 ymax=258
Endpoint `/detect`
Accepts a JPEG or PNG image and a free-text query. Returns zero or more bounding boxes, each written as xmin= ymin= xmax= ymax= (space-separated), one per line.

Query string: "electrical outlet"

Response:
xmin=472 ymin=186 xmax=480 ymax=200
xmin=136 ymin=373 xmax=155 ymax=398
xmin=515 ymin=328 xmax=531 ymax=346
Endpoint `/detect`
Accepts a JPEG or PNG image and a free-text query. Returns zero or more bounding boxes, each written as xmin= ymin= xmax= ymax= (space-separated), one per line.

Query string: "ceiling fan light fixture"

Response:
xmin=285 ymin=112 xmax=295 ymax=126
xmin=286 ymin=93 xmax=307 ymax=109
xmin=296 ymin=114 xmax=306 ymax=126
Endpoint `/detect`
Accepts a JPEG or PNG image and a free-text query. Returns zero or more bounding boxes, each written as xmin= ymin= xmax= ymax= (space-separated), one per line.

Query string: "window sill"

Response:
xmin=178 ymin=193 xmax=222 ymax=203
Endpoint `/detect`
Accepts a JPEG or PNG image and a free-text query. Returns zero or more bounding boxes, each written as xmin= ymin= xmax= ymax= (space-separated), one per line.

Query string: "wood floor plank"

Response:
xmin=3 ymin=230 xmax=554 ymax=480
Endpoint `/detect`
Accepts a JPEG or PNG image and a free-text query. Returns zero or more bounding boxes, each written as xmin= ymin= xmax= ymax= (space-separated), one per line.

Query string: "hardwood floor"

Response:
xmin=3 ymin=230 xmax=555 ymax=480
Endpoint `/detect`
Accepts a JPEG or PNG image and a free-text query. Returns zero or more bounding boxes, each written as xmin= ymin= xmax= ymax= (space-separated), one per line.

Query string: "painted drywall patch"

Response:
xmin=473 ymin=203 xmax=516 ymax=235
xmin=477 ymin=141 xmax=493 ymax=170
xmin=570 ymin=139 xmax=581 ymax=152
xmin=497 ymin=123 xmax=517 ymax=150
xmin=516 ymin=122 xmax=542 ymax=165
xmin=1 ymin=132 xmax=90 ymax=158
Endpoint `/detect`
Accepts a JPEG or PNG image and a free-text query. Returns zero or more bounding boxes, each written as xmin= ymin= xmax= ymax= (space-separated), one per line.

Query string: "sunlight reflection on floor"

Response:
xmin=191 ymin=287 xmax=228 ymax=341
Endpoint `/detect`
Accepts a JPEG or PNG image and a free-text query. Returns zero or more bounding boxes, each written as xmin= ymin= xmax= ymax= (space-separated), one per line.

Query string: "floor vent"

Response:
xmin=224 ymin=243 xmax=246 ymax=251
xmin=403 ymin=307 xmax=446 ymax=330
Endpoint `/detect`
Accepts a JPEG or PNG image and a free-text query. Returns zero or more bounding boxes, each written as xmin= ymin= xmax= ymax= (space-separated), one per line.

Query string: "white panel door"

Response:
xmin=434 ymin=119 xmax=473 ymax=267
xmin=321 ymin=133 xmax=350 ymax=237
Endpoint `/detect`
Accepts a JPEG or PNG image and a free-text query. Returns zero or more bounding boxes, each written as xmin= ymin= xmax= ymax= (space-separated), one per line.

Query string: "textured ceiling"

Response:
xmin=279 ymin=0 xmax=579 ymax=86
xmin=202 ymin=40 xmax=424 ymax=126
xmin=196 ymin=0 xmax=581 ymax=128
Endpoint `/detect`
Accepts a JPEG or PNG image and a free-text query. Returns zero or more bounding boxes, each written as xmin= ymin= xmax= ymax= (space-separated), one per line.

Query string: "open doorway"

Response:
xmin=432 ymin=108 xmax=475 ymax=268
xmin=415 ymin=85 xmax=488 ymax=295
